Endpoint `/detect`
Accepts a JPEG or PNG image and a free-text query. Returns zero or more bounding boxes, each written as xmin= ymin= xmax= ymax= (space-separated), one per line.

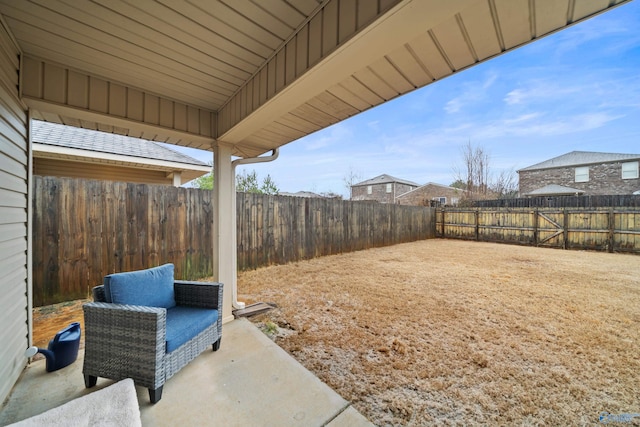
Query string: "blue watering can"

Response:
xmin=25 ymin=322 xmax=81 ymax=372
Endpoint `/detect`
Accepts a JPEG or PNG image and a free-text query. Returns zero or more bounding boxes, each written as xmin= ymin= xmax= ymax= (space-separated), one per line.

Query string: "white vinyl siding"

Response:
xmin=0 ymin=20 xmax=29 ymax=404
xmin=622 ymin=161 xmax=639 ymax=180
xmin=575 ymin=166 xmax=589 ymax=183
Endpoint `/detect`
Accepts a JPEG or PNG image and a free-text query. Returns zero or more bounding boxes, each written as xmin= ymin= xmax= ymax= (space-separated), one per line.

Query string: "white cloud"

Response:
xmin=301 ymin=122 xmax=353 ymax=151
xmin=472 ymin=112 xmax=622 ymax=140
xmin=504 ymin=89 xmax=525 ymax=105
xmin=444 ymin=98 xmax=462 ymax=113
xmin=444 ymin=71 xmax=499 ymax=114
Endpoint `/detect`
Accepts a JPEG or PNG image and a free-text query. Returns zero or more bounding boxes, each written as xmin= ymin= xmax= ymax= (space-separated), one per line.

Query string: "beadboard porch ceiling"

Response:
xmin=0 ymin=0 xmax=630 ymax=157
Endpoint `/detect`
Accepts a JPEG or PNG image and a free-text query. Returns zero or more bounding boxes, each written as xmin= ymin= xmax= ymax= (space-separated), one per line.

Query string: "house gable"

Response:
xmin=396 ymin=183 xmax=465 ymax=206
xmin=351 ymin=174 xmax=420 ymax=203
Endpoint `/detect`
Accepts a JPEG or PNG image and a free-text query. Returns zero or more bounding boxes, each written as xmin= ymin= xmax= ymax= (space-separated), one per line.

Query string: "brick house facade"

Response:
xmin=519 ymin=151 xmax=640 ymax=196
xmin=395 ymin=182 xmax=465 ymax=206
xmin=351 ymin=174 xmax=419 ymax=203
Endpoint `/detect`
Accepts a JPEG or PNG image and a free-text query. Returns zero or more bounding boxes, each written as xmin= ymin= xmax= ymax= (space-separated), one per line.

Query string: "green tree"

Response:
xmin=236 ymin=170 xmax=279 ymax=195
xmin=450 ymin=179 xmax=467 ymax=190
xmin=260 ymin=174 xmax=279 ymax=195
xmin=193 ymin=168 xmax=279 ymax=194
xmin=192 ymin=172 xmax=213 ymax=190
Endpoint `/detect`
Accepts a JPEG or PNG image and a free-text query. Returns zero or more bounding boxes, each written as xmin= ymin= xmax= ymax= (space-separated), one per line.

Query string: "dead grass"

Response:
xmin=30 ymin=240 xmax=639 ymax=425
xmin=238 ymin=239 xmax=640 ymax=426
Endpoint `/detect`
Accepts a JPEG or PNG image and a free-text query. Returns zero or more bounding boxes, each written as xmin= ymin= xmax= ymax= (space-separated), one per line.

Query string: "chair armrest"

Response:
xmin=174 ymin=281 xmax=223 ymax=309
xmin=83 ymin=302 xmax=167 ymax=389
xmin=83 ymin=302 xmax=167 ymax=357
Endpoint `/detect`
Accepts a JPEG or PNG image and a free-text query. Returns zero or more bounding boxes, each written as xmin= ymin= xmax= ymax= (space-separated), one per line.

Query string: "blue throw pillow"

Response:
xmin=104 ymin=264 xmax=176 ymax=309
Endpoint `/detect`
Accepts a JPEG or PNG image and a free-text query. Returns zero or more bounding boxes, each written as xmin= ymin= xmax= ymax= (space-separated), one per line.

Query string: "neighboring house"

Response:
xmin=518 ymin=151 xmax=640 ymax=197
xmin=351 ymin=174 xmax=420 ymax=203
xmin=395 ymin=182 xmax=465 ymax=206
xmin=279 ymin=191 xmax=326 ymax=198
xmin=32 ymin=121 xmax=210 ymax=186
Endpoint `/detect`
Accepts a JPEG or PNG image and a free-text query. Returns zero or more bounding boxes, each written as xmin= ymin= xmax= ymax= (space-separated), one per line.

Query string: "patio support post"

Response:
xmin=213 ymin=141 xmax=235 ymax=323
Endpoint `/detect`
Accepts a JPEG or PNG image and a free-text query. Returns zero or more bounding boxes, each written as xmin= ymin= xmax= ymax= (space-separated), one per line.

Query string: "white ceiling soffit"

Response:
xmin=0 ymin=0 xmax=325 ymax=111
xmin=0 ymin=0 xmax=630 ymax=157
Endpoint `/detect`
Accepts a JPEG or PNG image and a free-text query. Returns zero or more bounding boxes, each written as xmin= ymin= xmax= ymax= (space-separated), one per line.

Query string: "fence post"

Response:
xmin=608 ymin=207 xmax=615 ymax=253
xmin=475 ymin=209 xmax=479 ymax=241
xmin=533 ymin=209 xmax=538 ymax=246
xmin=440 ymin=208 xmax=445 ymax=237
xmin=563 ymin=209 xmax=569 ymax=250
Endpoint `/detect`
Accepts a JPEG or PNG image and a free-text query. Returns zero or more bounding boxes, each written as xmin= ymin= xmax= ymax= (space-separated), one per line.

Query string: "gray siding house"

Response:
xmin=518 ymin=151 xmax=640 ymax=196
xmin=351 ymin=174 xmax=419 ymax=203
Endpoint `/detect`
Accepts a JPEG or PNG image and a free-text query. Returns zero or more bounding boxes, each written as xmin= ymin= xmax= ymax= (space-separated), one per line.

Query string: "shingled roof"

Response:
xmin=519 ymin=151 xmax=640 ymax=172
xmin=32 ymin=120 xmax=208 ymax=166
xmin=353 ymin=174 xmax=420 ymax=187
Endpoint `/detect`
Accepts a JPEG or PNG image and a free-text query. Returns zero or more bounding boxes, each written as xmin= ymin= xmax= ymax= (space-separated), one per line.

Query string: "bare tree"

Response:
xmin=343 ymin=166 xmax=363 ymax=200
xmin=454 ymin=141 xmax=490 ymax=200
xmin=453 ymin=141 xmax=517 ymax=203
xmin=491 ymin=168 xmax=518 ymax=199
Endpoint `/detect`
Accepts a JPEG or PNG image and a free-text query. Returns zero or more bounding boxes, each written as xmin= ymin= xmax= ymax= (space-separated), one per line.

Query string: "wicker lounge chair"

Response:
xmin=82 ymin=264 xmax=223 ymax=403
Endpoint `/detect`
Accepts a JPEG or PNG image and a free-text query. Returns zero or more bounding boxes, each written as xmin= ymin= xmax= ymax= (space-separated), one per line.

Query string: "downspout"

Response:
xmin=230 ymin=149 xmax=279 ymax=309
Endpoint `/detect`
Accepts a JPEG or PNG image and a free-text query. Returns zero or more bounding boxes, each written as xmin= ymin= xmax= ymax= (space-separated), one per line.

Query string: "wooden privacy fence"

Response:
xmin=236 ymin=193 xmax=435 ymax=270
xmin=33 ymin=177 xmax=435 ymax=306
xmin=437 ymin=207 xmax=640 ymax=253
xmin=474 ymin=194 xmax=640 ymax=208
xmin=33 ymin=177 xmax=214 ymax=306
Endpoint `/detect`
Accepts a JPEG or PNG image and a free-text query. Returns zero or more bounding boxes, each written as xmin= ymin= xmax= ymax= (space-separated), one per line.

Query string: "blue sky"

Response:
xmin=174 ymin=1 xmax=640 ymax=197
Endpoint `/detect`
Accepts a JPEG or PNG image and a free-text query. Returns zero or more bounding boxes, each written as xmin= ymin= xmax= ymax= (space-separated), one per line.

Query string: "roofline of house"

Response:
xmin=352 ymin=174 xmax=420 ymax=187
xmin=517 ymin=153 xmax=640 ymax=173
xmin=395 ymin=182 xmax=466 ymax=200
xmin=33 ymin=143 xmax=212 ymax=173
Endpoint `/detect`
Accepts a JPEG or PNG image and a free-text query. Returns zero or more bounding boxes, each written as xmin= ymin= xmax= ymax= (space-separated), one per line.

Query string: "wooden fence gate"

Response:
xmin=437 ymin=208 xmax=640 ymax=253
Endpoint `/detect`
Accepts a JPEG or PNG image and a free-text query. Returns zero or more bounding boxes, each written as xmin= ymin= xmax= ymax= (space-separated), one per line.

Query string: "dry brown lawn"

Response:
xmin=31 ymin=239 xmax=639 ymax=425
xmin=238 ymin=239 xmax=640 ymax=426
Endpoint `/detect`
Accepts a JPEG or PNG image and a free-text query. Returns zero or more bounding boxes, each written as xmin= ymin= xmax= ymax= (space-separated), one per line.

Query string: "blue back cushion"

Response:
xmin=165 ymin=307 xmax=219 ymax=352
xmin=104 ymin=264 xmax=176 ymax=309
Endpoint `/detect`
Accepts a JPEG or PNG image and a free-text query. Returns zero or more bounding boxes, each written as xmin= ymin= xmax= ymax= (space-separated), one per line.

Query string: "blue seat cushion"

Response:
xmin=104 ymin=264 xmax=176 ymax=309
xmin=165 ymin=306 xmax=219 ymax=353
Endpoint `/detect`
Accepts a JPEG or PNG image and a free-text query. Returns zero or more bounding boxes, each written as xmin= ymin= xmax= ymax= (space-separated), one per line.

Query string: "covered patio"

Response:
xmin=0 ymin=319 xmax=371 ymax=426
xmin=0 ymin=0 xmax=632 ymax=422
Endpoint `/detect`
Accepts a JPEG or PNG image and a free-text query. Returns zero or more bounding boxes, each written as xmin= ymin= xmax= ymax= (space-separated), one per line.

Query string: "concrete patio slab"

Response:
xmin=0 ymin=319 xmax=372 ymax=427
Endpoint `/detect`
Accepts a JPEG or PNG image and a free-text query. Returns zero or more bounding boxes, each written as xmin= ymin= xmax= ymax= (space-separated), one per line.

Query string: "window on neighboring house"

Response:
xmin=367 ymin=185 xmax=372 ymax=195
xmin=433 ymin=197 xmax=446 ymax=204
xmin=622 ymin=161 xmax=639 ymax=179
xmin=575 ymin=166 xmax=589 ymax=183
xmin=386 ymin=183 xmax=392 ymax=193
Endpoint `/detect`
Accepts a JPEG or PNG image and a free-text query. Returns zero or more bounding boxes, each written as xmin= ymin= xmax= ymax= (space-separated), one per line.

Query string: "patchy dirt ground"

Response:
xmin=33 ymin=240 xmax=640 ymax=425
xmin=32 ymin=299 xmax=86 ymax=356
xmin=238 ymin=240 xmax=640 ymax=426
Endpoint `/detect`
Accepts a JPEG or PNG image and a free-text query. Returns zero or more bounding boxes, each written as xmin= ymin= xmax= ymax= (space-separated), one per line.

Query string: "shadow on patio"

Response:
xmin=0 ymin=319 xmax=371 ymax=426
